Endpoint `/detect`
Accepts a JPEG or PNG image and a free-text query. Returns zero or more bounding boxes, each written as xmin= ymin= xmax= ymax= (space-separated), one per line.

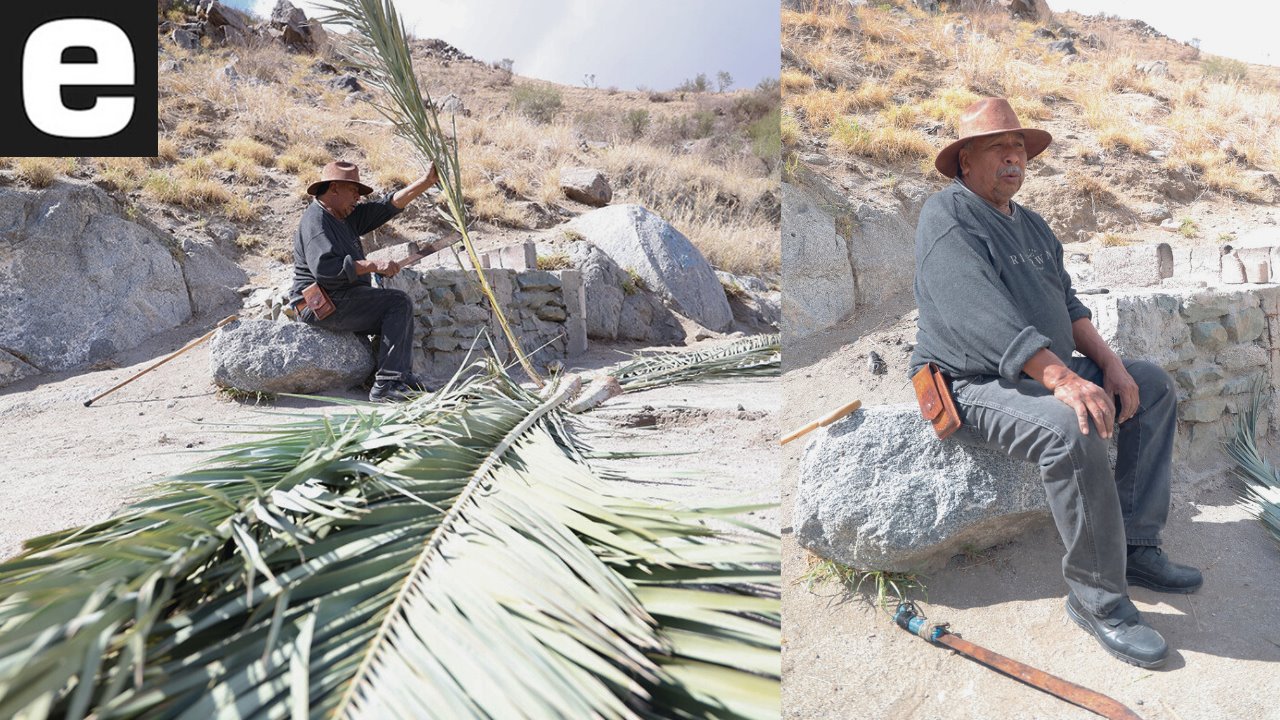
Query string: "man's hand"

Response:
xmin=1050 ymin=371 xmax=1116 ymax=439
xmin=357 ymin=258 xmax=400 ymax=277
xmin=1102 ymin=359 xmax=1140 ymax=424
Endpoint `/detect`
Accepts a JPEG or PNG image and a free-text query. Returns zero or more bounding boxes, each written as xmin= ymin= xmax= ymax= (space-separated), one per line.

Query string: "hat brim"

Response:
xmin=306 ymin=179 xmax=374 ymax=196
xmin=934 ymin=127 xmax=1052 ymax=178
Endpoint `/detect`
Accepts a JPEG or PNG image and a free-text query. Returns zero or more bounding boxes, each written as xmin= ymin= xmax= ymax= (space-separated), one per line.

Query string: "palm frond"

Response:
xmin=607 ymin=334 xmax=781 ymax=392
xmin=0 ymin=361 xmax=778 ymax=719
xmin=315 ymin=0 xmax=542 ymax=386
xmin=1223 ymin=381 xmax=1280 ymax=546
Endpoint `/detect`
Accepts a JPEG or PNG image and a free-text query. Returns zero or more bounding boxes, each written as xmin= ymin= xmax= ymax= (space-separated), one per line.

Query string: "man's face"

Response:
xmin=323 ymin=181 xmax=362 ymax=219
xmin=958 ymin=131 xmax=1027 ymax=210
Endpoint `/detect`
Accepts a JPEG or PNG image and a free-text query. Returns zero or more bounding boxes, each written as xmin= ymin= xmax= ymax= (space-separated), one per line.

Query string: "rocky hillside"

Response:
xmin=4 ymin=0 xmax=780 ymax=282
xmin=782 ymin=0 xmax=1280 ymax=351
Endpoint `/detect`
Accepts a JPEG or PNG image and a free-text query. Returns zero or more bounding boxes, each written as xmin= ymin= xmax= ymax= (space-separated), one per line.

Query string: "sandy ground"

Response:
xmin=781 ymin=316 xmax=1280 ymax=720
xmin=0 ymin=313 xmax=778 ymax=561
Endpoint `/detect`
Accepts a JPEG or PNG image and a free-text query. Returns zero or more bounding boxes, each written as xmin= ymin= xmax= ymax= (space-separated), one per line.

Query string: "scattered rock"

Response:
xmin=558 ymin=168 xmax=613 ymax=207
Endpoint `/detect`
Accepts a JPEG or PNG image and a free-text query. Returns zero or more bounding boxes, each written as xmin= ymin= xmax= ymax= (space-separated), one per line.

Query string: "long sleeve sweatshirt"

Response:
xmin=909 ymin=180 xmax=1091 ymax=383
xmin=289 ymin=194 xmax=403 ymax=301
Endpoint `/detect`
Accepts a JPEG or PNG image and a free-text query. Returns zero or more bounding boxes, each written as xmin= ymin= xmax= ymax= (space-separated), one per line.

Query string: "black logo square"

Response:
xmin=6 ymin=2 xmax=157 ymax=156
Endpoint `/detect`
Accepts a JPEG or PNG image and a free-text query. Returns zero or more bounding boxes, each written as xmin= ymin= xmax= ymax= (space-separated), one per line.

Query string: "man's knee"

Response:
xmin=1126 ymin=359 xmax=1175 ymax=405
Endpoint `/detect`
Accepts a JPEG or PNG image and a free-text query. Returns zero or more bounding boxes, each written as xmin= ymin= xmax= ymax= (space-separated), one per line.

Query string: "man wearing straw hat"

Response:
xmin=909 ymin=98 xmax=1201 ymax=668
xmin=289 ymin=160 xmax=439 ymax=402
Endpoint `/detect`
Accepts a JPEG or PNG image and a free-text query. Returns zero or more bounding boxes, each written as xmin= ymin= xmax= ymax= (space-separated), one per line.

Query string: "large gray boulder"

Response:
xmin=566 ymin=241 xmax=684 ymax=344
xmin=795 ymin=404 xmax=1048 ymax=572
xmin=566 ymin=205 xmax=732 ymax=331
xmin=781 ymin=182 xmax=855 ymax=339
xmin=0 ymin=183 xmax=192 ymax=388
xmin=782 ymin=179 xmax=920 ymax=342
xmin=210 ymin=319 xmax=374 ymax=394
xmin=181 ymin=238 xmax=248 ymax=316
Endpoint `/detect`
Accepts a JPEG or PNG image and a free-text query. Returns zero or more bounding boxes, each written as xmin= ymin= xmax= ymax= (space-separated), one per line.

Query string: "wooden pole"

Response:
xmin=779 ymin=399 xmax=862 ymax=445
xmin=84 ymin=315 xmax=237 ymax=407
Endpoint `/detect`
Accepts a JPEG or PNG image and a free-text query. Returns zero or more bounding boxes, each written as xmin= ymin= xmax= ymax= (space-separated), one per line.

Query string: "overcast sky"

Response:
xmin=227 ymin=0 xmax=781 ymax=91
xmin=1049 ymin=0 xmax=1280 ymax=67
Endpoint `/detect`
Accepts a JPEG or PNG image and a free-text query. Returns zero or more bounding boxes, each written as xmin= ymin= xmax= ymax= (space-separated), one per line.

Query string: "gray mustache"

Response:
xmin=997 ymin=166 xmax=1022 ymax=178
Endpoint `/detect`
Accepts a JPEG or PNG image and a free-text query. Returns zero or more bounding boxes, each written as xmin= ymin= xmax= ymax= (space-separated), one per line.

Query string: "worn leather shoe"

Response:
xmin=1126 ymin=546 xmax=1203 ymax=594
xmin=1066 ymin=593 xmax=1167 ymax=668
xmin=368 ymin=380 xmax=418 ymax=403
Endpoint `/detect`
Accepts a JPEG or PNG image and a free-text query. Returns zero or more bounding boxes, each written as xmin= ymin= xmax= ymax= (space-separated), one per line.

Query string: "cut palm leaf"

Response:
xmin=0 ymin=361 xmax=778 ymax=719
xmin=1224 ymin=383 xmax=1280 ymax=546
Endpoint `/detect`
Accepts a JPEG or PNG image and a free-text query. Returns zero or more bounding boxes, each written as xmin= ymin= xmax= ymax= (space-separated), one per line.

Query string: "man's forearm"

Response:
xmin=1071 ymin=317 xmax=1122 ymax=371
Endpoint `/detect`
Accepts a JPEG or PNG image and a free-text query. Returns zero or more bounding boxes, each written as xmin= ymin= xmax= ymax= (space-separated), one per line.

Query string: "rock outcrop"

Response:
xmin=566 ymin=204 xmax=732 ymax=332
xmin=0 ymin=183 xmax=192 ymax=388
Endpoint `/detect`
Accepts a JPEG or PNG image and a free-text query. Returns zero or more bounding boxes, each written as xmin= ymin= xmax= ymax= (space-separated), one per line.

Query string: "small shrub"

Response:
xmin=511 ymin=83 xmax=563 ymax=124
xmin=780 ymin=111 xmax=801 ymax=147
xmin=1101 ymin=233 xmax=1131 ymax=247
xmin=693 ymin=110 xmax=716 ymax=138
xmin=621 ymin=268 xmax=646 ymax=295
xmin=676 ymin=72 xmax=710 ymax=93
xmin=16 ymin=158 xmax=72 ymax=187
xmin=217 ymin=387 xmax=277 ymax=405
xmin=1179 ymin=217 xmax=1200 ymax=238
xmin=536 ymin=252 xmax=572 ymax=270
xmin=749 ymin=106 xmax=781 ymax=171
xmin=1202 ymin=56 xmax=1248 ymax=82
xmin=624 ymin=108 xmax=651 ymax=139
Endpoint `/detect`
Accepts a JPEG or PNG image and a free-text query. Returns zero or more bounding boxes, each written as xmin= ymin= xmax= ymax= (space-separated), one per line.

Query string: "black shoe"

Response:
xmin=401 ymin=372 xmax=438 ymax=393
xmin=1066 ymin=592 xmax=1168 ymax=669
xmin=369 ymin=380 xmax=419 ymax=403
xmin=1126 ymin=546 xmax=1203 ymax=594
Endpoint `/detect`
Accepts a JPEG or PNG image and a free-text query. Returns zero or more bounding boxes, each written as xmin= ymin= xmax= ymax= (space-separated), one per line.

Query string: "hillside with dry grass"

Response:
xmin=782 ymin=0 xmax=1280 ymax=247
xmin=1 ymin=2 xmax=780 ymax=297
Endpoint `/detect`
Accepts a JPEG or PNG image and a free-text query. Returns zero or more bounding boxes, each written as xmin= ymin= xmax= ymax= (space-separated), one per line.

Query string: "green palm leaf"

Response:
xmin=1224 ymin=382 xmax=1280 ymax=546
xmin=606 ymin=334 xmax=780 ymax=392
xmin=0 ymin=361 xmax=778 ymax=719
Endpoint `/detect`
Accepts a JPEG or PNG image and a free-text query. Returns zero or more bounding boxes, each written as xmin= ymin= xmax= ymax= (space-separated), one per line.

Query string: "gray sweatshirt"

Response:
xmin=910 ymin=180 xmax=1091 ymax=382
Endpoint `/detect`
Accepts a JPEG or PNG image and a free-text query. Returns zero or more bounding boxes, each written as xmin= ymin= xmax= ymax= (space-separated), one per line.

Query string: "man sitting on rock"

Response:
xmin=909 ymin=98 xmax=1202 ymax=669
xmin=290 ymin=160 xmax=439 ymax=402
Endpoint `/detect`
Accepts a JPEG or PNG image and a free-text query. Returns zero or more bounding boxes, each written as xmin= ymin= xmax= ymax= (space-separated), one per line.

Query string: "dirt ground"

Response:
xmin=0 ymin=314 xmax=778 ymax=562
xmin=781 ymin=315 xmax=1280 ymax=720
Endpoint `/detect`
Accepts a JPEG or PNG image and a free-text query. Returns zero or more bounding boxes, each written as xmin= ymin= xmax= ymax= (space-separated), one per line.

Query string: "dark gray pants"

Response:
xmin=301 ymin=285 xmax=416 ymax=383
xmin=952 ymin=357 xmax=1177 ymax=616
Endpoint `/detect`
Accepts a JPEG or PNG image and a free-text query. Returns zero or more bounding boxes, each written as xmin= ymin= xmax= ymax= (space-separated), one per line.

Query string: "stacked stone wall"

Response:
xmin=386 ymin=268 xmax=587 ymax=379
xmin=1083 ymin=286 xmax=1280 ymax=470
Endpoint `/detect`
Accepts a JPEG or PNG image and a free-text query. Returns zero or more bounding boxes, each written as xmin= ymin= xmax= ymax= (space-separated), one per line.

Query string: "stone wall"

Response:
xmin=385 ymin=267 xmax=587 ymax=379
xmin=1083 ymin=286 xmax=1280 ymax=472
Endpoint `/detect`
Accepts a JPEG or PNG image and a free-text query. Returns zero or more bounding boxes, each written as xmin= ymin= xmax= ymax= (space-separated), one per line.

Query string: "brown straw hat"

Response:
xmin=307 ymin=161 xmax=374 ymax=196
xmin=934 ymin=97 xmax=1052 ymax=178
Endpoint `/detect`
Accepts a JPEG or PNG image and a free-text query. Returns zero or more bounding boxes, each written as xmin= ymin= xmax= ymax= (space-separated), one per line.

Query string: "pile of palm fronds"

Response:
xmin=606 ymin=334 xmax=780 ymax=392
xmin=1224 ymin=385 xmax=1280 ymax=546
xmin=0 ymin=363 xmax=779 ymax=718
xmin=317 ymin=0 xmax=541 ymax=385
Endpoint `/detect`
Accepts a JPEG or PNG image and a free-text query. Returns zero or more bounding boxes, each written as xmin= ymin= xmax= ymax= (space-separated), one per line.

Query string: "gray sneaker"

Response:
xmin=1066 ymin=592 xmax=1168 ymax=669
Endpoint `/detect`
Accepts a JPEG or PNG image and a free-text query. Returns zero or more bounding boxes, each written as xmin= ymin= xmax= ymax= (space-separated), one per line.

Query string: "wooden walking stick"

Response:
xmin=779 ymin=399 xmax=862 ymax=445
xmin=84 ymin=315 xmax=238 ymax=407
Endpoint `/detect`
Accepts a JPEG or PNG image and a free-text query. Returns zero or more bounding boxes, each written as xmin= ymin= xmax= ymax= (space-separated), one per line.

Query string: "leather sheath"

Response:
xmin=912 ymin=362 xmax=961 ymax=440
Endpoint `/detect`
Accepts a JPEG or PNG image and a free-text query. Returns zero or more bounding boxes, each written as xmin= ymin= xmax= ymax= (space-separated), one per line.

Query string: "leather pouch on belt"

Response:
xmin=301 ymin=282 xmax=336 ymax=321
xmin=912 ymin=362 xmax=961 ymax=440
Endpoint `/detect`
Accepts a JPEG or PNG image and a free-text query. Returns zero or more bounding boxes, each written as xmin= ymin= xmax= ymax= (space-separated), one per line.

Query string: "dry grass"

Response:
xmin=13 ymin=158 xmax=76 ymax=188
